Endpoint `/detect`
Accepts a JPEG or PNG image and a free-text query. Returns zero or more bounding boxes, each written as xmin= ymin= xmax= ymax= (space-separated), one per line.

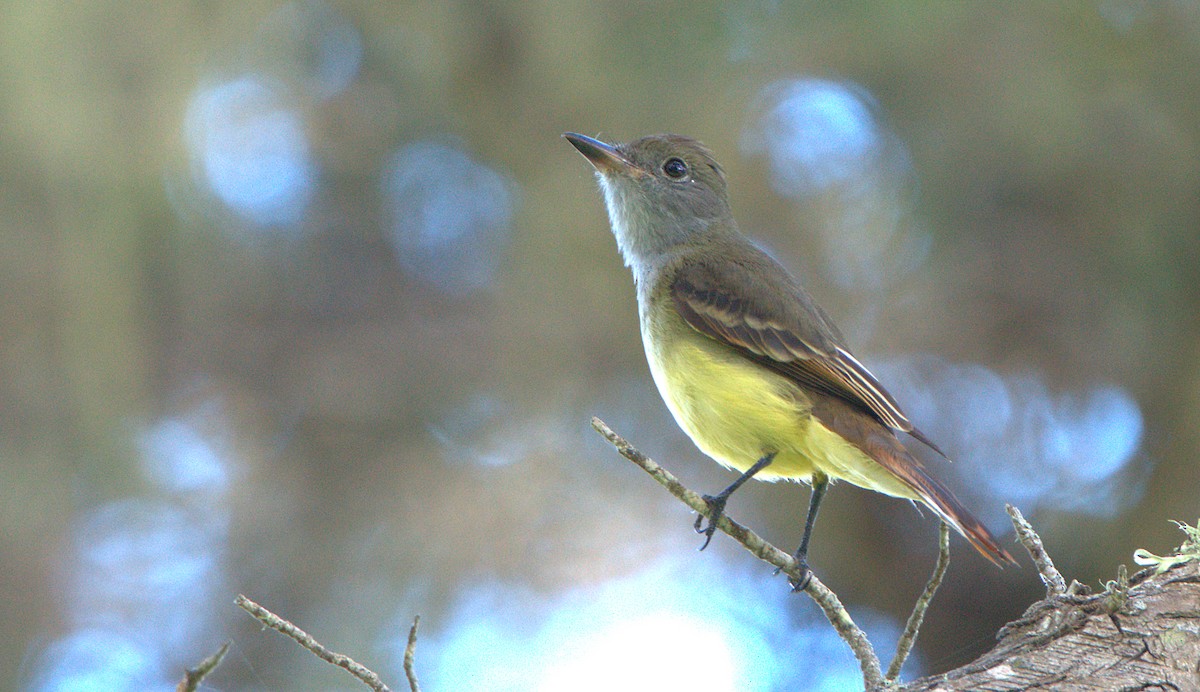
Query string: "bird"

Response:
xmin=564 ymin=131 xmax=1016 ymax=585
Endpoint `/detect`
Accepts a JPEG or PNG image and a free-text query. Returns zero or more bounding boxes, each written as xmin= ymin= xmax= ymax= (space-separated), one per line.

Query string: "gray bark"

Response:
xmin=901 ymin=562 xmax=1200 ymax=691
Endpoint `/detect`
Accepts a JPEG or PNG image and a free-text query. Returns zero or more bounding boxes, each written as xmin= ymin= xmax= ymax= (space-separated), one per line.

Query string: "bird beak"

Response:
xmin=563 ymin=133 xmax=641 ymax=176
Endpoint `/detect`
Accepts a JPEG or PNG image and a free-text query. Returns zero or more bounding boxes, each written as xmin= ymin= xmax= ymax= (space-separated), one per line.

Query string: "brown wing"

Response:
xmin=671 ymin=259 xmax=947 ymax=458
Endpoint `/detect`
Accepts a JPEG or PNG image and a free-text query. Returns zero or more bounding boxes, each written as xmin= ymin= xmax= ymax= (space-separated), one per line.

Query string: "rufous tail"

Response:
xmin=812 ymin=398 xmax=1018 ymax=566
xmin=863 ymin=430 xmax=1017 ymax=566
xmin=888 ymin=450 xmax=1017 ymax=563
xmin=911 ymin=468 xmax=1018 ymax=567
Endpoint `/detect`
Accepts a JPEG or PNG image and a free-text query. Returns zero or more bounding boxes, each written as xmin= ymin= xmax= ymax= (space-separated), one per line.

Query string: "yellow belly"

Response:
xmin=643 ymin=316 xmax=920 ymax=500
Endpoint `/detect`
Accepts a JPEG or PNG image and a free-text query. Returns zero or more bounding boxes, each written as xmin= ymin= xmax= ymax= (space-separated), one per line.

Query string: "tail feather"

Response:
xmin=813 ymin=396 xmax=1017 ymax=566
xmin=868 ymin=431 xmax=1018 ymax=567
xmin=905 ymin=466 xmax=1017 ymax=567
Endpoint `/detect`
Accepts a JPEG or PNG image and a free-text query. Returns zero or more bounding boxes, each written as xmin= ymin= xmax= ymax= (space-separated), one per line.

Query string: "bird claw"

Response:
xmin=774 ymin=558 xmax=813 ymax=591
xmin=788 ymin=564 xmax=813 ymax=592
xmin=693 ymin=494 xmax=727 ymax=551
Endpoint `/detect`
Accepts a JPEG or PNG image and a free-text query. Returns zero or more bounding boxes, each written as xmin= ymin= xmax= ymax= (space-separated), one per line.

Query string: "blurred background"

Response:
xmin=4 ymin=2 xmax=1198 ymax=690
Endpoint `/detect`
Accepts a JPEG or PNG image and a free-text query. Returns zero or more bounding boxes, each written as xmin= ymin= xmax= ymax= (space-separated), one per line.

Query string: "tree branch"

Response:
xmin=176 ymin=640 xmax=230 ymax=692
xmin=887 ymin=522 xmax=950 ymax=682
xmin=404 ymin=615 xmax=422 ymax=692
xmin=235 ymin=594 xmax=395 ymax=692
xmin=591 ymin=417 xmax=1200 ymax=690
xmin=591 ymin=416 xmax=885 ymax=689
xmin=900 ymin=519 xmax=1200 ymax=690
xmin=901 ymin=559 xmax=1200 ymax=690
xmin=1007 ymin=504 xmax=1067 ymax=597
xmin=222 ymin=425 xmax=1200 ymax=691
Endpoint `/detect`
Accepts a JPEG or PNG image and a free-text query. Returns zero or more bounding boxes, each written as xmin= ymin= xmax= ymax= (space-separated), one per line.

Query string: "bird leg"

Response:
xmin=787 ymin=470 xmax=829 ymax=591
xmin=694 ymin=452 xmax=775 ymax=550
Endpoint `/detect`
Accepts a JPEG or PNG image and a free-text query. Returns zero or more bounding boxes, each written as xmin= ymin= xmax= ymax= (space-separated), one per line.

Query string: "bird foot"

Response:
xmin=788 ymin=562 xmax=814 ymax=592
xmin=693 ymin=493 xmax=728 ymax=551
xmin=773 ymin=557 xmax=814 ymax=591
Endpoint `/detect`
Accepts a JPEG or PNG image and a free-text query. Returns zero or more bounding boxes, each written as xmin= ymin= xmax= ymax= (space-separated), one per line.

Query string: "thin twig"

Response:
xmin=591 ymin=416 xmax=884 ymax=690
xmin=1006 ymin=504 xmax=1066 ymax=597
xmin=176 ymin=640 xmax=230 ymax=692
xmin=886 ymin=522 xmax=950 ymax=682
xmin=404 ymin=615 xmax=421 ymax=692
xmin=235 ymin=594 xmax=393 ymax=692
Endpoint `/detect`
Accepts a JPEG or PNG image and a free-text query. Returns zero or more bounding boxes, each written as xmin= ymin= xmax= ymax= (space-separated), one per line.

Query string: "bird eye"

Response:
xmin=662 ymin=157 xmax=688 ymax=179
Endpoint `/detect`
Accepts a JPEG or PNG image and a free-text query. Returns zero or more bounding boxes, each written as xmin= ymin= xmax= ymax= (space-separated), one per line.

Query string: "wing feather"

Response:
xmin=672 ymin=264 xmax=946 ymax=457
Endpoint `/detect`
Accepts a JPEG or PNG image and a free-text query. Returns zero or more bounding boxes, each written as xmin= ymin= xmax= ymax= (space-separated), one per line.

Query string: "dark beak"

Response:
xmin=563 ymin=132 xmax=640 ymax=175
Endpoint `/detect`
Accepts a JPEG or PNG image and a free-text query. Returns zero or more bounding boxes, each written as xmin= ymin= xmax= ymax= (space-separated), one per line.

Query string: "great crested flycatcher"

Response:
xmin=564 ymin=132 xmax=1016 ymax=580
